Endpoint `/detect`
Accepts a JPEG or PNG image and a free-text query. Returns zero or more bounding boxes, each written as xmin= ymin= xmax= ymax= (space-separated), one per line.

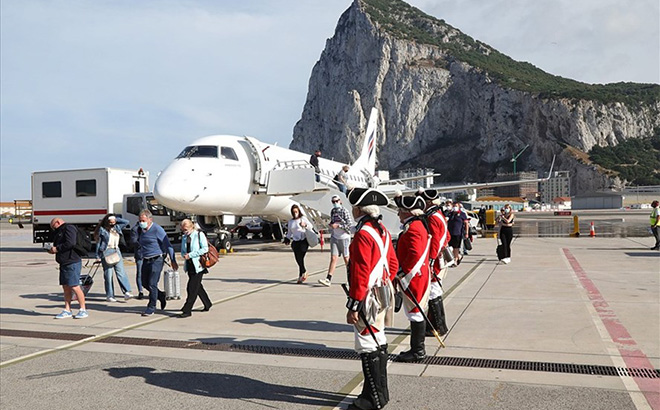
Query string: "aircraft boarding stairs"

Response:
xmin=265 ymin=160 xmax=400 ymax=237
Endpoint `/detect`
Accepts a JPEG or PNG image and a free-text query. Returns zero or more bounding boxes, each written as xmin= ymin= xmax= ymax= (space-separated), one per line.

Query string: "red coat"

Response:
xmin=348 ymin=219 xmax=398 ymax=303
xmin=427 ymin=209 xmax=449 ymax=276
xmin=396 ymin=218 xmax=431 ymax=312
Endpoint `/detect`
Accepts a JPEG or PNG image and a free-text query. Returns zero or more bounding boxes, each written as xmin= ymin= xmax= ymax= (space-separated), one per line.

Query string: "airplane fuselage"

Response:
xmin=154 ymin=135 xmax=370 ymax=221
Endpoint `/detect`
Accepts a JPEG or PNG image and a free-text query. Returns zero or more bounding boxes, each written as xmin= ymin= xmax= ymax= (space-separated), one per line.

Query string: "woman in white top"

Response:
xmin=285 ymin=204 xmax=311 ymax=283
xmin=94 ymin=214 xmax=133 ymax=301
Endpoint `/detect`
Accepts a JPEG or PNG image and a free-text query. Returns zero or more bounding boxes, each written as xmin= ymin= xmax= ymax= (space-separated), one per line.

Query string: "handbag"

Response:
xmin=103 ymin=249 xmax=121 ymax=266
xmin=463 ymin=237 xmax=473 ymax=251
xmin=304 ymin=227 xmax=320 ymax=247
xmin=197 ymin=232 xmax=219 ymax=269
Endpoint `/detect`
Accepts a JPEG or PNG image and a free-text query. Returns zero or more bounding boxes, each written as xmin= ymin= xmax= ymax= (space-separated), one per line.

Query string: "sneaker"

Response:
xmin=318 ymin=278 xmax=332 ymax=287
xmin=141 ymin=308 xmax=155 ymax=317
xmin=137 ymin=292 xmax=144 ymax=300
xmin=55 ymin=310 xmax=73 ymax=319
xmin=107 ymin=297 xmax=118 ymax=302
xmin=124 ymin=292 xmax=134 ymax=301
xmin=501 ymin=258 xmax=511 ymax=264
xmin=74 ymin=310 xmax=88 ymax=319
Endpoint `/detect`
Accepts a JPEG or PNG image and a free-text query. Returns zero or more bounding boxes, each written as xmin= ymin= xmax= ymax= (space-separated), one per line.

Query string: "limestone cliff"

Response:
xmin=290 ymin=0 xmax=660 ymax=192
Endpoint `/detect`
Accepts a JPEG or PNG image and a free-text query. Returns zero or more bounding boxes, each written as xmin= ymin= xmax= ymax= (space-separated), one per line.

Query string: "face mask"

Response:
xmin=453 ymin=206 xmax=459 ymax=212
xmin=505 ymin=208 xmax=511 ymax=213
xmin=139 ymin=221 xmax=148 ymax=229
xmin=333 ymin=202 xmax=340 ymax=209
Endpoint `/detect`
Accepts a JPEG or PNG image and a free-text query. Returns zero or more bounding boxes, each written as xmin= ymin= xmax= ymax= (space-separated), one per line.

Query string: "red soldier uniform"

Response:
xmin=396 ymin=218 xmax=431 ymax=317
xmin=418 ymin=188 xmax=451 ymax=337
xmin=345 ymin=187 xmax=395 ymax=410
xmin=394 ymin=195 xmax=431 ymax=362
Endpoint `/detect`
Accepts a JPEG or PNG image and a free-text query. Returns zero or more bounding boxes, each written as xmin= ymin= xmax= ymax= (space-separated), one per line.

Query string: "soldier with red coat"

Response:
xmin=416 ymin=188 xmax=450 ymax=336
xmin=394 ymin=195 xmax=432 ymax=362
xmin=345 ymin=187 xmax=398 ymax=410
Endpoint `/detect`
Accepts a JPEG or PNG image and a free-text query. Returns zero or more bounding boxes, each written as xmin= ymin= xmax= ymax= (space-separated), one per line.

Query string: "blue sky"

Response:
xmin=2 ymin=0 xmax=658 ymax=201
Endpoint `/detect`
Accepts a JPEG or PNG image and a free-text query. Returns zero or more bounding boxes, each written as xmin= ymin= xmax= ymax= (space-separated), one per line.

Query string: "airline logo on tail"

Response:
xmin=353 ymin=107 xmax=379 ymax=177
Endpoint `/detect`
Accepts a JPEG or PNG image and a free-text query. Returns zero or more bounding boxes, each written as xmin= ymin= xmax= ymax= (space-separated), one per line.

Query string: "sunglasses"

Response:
xmin=332 ymin=200 xmax=339 ymax=203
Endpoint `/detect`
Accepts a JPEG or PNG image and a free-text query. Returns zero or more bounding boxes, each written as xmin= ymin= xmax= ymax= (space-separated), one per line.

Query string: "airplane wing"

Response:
xmin=379 ymin=156 xmax=556 ymax=197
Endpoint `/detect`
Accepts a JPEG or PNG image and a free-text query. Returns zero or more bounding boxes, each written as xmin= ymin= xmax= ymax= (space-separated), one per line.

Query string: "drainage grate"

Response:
xmin=3 ymin=328 xmax=658 ymax=379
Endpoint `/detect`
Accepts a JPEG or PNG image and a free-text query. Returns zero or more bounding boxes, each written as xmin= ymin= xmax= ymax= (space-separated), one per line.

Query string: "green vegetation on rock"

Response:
xmin=588 ymin=131 xmax=660 ymax=185
xmin=361 ymin=0 xmax=660 ymax=106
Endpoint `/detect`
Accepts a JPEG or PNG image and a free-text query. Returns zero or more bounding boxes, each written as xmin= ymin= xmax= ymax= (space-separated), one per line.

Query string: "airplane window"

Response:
xmin=176 ymin=145 xmax=218 ymax=159
xmin=221 ymin=147 xmax=239 ymax=161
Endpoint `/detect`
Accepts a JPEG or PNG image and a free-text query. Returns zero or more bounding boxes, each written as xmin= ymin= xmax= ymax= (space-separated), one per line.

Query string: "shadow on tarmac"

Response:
xmin=196 ymin=336 xmax=340 ymax=351
xmin=0 ymin=247 xmax=44 ymax=253
xmin=105 ymin=367 xmax=346 ymax=406
xmin=236 ymin=318 xmax=353 ymax=333
xmin=0 ymin=307 xmax=53 ymax=316
xmin=624 ymin=252 xmax=660 ymax=257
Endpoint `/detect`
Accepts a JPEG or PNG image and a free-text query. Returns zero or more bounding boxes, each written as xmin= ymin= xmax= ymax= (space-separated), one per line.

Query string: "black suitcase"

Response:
xmin=73 ymin=261 xmax=101 ymax=299
xmin=496 ymin=243 xmax=505 ymax=260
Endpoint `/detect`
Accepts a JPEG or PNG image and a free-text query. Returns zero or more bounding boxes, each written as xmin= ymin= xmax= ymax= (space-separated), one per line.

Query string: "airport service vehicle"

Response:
xmin=31 ymin=168 xmax=180 ymax=244
xmin=153 ymin=107 xmax=553 ymax=238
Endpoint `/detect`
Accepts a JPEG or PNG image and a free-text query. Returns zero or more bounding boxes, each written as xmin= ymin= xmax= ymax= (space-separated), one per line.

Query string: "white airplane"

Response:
xmin=154 ymin=107 xmax=554 ymax=240
xmin=154 ymin=109 xmax=381 ymax=233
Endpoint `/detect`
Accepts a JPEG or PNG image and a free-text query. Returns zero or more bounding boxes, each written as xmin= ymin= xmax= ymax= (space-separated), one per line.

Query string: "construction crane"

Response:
xmin=511 ymin=144 xmax=529 ymax=174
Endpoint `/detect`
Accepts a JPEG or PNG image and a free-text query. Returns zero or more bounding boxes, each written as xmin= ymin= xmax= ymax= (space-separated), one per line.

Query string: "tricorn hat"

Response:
xmin=395 ymin=195 xmax=425 ymax=211
xmin=415 ymin=188 xmax=439 ymax=201
xmin=348 ymin=187 xmax=389 ymax=207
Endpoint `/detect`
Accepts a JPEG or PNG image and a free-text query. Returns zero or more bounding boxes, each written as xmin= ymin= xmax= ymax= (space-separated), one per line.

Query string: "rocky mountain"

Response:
xmin=290 ymin=0 xmax=660 ymax=193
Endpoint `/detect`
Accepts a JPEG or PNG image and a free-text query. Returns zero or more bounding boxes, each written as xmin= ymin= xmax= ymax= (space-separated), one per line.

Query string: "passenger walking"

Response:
xmin=416 ymin=189 xmax=450 ymax=336
xmin=319 ymin=195 xmax=351 ymax=287
xmin=132 ymin=209 xmax=178 ymax=316
xmin=178 ymin=219 xmax=212 ymax=318
xmin=310 ymin=149 xmax=321 ymax=183
xmin=94 ymin=214 xmax=133 ymax=302
xmin=334 ymin=165 xmax=350 ymax=194
xmin=650 ymin=200 xmax=660 ymax=250
xmin=394 ymin=195 xmax=432 ymax=362
xmin=447 ymin=204 xmax=469 ymax=265
xmin=284 ymin=205 xmax=311 ymax=283
xmin=48 ymin=218 xmax=88 ymax=319
xmin=345 ymin=187 xmax=397 ymax=410
xmin=498 ymin=204 xmax=515 ymax=264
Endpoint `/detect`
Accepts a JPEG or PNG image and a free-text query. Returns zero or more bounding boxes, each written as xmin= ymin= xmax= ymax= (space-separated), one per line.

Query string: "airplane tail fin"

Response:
xmin=351 ymin=107 xmax=378 ymax=177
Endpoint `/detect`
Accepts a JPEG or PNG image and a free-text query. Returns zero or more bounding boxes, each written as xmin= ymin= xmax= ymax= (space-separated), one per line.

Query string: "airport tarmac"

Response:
xmin=0 ymin=222 xmax=658 ymax=410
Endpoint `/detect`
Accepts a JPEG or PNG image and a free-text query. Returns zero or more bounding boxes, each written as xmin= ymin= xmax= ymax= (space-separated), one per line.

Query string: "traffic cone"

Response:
xmin=589 ymin=222 xmax=596 ymax=237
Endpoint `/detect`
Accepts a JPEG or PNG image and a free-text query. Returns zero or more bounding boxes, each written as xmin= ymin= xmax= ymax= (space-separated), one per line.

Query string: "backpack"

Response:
xmin=73 ymin=226 xmax=93 ymax=257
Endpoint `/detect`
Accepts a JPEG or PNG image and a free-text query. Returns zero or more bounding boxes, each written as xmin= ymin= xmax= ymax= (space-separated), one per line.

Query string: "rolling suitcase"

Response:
xmin=496 ymin=236 xmax=505 ymax=261
xmin=163 ymin=269 xmax=181 ymax=300
xmin=73 ymin=261 xmax=101 ymax=300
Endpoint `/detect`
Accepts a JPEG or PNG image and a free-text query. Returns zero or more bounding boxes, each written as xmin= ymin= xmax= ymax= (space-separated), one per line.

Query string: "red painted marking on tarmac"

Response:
xmin=563 ymin=248 xmax=660 ymax=409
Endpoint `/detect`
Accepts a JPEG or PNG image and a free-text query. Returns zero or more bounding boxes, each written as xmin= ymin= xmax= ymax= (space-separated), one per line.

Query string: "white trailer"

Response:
xmin=31 ymin=168 xmax=150 ymax=243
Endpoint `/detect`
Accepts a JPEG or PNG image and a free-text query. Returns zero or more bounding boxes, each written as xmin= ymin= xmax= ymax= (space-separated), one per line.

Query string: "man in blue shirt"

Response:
xmin=133 ymin=210 xmax=178 ymax=316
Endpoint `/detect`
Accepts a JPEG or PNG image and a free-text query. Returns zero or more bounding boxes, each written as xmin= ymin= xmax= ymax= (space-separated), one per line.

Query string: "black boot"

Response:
xmin=397 ymin=321 xmax=426 ymax=362
xmin=349 ymin=349 xmax=386 ymax=409
xmin=426 ymin=296 xmax=449 ymax=336
xmin=378 ymin=345 xmax=390 ymax=405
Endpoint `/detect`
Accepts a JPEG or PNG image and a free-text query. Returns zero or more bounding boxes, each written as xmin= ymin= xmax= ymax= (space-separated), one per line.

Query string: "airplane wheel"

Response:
xmin=215 ymin=234 xmax=231 ymax=252
xmin=273 ymin=223 xmax=283 ymax=241
xmin=238 ymin=226 xmax=248 ymax=239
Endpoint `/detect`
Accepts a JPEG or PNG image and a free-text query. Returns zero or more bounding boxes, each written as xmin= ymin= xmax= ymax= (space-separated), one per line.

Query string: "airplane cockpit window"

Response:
xmin=176 ymin=145 xmax=218 ymax=159
xmin=220 ymin=147 xmax=239 ymax=161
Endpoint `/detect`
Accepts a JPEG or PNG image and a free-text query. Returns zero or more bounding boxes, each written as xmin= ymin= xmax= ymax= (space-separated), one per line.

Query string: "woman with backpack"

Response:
xmin=178 ymin=219 xmax=213 ymax=318
xmin=94 ymin=214 xmax=134 ymax=302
